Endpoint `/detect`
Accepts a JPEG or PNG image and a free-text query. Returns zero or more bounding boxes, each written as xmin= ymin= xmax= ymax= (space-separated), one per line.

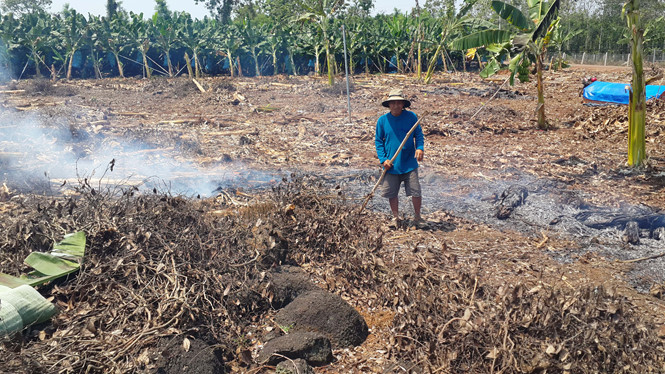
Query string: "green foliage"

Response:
xmin=1 ymin=0 xmax=655 ymax=81
xmin=0 ymin=0 xmax=51 ymax=15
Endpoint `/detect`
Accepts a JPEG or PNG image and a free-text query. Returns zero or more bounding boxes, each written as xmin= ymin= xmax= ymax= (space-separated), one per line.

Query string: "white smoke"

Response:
xmin=0 ymin=103 xmax=277 ymax=197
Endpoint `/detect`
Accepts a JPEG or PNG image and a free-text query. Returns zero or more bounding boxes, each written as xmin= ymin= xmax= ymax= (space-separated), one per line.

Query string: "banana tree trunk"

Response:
xmin=395 ymin=49 xmax=402 ymax=73
xmin=166 ymin=50 xmax=174 ymax=77
xmin=67 ymin=49 xmax=75 ymax=80
xmin=236 ymin=56 xmax=243 ymax=77
xmin=194 ymin=51 xmax=201 ymax=78
xmin=141 ymin=47 xmax=151 ymax=79
xmin=185 ymin=51 xmax=194 ymax=77
xmin=424 ymin=42 xmax=444 ymax=84
xmin=92 ymin=51 xmax=102 ymax=79
xmin=32 ymin=50 xmax=41 ymax=77
xmin=288 ymin=48 xmax=297 ymax=76
xmin=113 ymin=52 xmax=125 ymax=78
xmin=226 ymin=50 xmax=234 ymax=77
xmin=313 ymin=45 xmax=321 ymax=75
xmin=417 ymin=42 xmax=422 ymax=80
xmin=536 ymin=53 xmax=547 ymax=129
xmin=627 ymin=0 xmax=646 ymax=166
xmin=251 ymin=48 xmax=261 ymax=77
xmin=272 ymin=50 xmax=277 ymax=75
xmin=325 ymin=38 xmax=334 ymax=85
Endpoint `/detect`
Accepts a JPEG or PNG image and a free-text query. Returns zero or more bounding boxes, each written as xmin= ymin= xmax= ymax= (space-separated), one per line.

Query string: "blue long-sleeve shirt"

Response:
xmin=375 ymin=110 xmax=424 ymax=175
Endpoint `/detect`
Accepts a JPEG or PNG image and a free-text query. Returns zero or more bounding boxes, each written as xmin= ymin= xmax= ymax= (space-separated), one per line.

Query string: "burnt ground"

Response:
xmin=2 ymin=64 xmax=665 ymax=373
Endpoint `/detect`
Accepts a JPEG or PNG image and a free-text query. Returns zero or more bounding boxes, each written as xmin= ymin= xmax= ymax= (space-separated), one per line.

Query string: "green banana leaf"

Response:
xmin=0 ymin=284 xmax=58 ymax=336
xmin=0 ymin=273 xmax=27 ymax=288
xmin=531 ymin=0 xmax=560 ymax=43
xmin=480 ymin=57 xmax=501 ymax=78
xmin=491 ymin=1 xmax=531 ymax=31
xmin=51 ymin=231 xmax=86 ymax=259
xmin=0 ymin=231 xmax=86 ymax=288
xmin=450 ymin=29 xmax=513 ymax=51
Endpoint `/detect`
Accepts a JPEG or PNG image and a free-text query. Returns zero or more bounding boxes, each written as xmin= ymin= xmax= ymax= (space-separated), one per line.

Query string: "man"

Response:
xmin=375 ymin=89 xmax=425 ymax=229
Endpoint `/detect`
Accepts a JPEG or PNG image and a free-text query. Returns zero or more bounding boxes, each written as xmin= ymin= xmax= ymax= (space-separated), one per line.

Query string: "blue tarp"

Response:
xmin=583 ymin=81 xmax=665 ymax=104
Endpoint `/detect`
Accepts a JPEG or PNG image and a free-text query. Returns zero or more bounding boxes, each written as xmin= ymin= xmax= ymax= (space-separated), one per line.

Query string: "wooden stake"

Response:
xmin=192 ymin=79 xmax=206 ymax=93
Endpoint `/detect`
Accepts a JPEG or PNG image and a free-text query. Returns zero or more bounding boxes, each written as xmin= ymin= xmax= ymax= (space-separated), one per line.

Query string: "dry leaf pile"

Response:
xmin=0 ymin=177 xmax=380 ymax=373
xmin=386 ymin=270 xmax=665 ymax=373
xmin=575 ymin=100 xmax=665 ymax=143
xmin=2 ymin=174 xmax=665 ymax=372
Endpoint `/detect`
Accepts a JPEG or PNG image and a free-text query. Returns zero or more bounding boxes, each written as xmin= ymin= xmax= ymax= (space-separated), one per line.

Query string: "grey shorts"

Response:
xmin=379 ymin=169 xmax=421 ymax=199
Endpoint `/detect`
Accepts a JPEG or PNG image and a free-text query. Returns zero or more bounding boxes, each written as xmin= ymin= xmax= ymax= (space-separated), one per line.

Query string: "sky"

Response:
xmin=47 ymin=0 xmax=415 ymax=19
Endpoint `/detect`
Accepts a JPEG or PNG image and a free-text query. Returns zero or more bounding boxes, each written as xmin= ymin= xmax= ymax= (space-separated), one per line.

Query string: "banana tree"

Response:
xmin=371 ymin=17 xmax=391 ymax=73
xmin=385 ymin=13 xmax=409 ymax=73
xmin=424 ymin=0 xmax=479 ymax=83
xmin=623 ymin=0 xmax=646 ymax=166
xmin=16 ymin=11 xmax=52 ymax=77
xmin=549 ymin=19 xmax=582 ymax=70
xmin=215 ymin=23 xmax=242 ymax=77
xmin=238 ymin=16 xmax=266 ymax=77
xmin=0 ymin=13 xmax=18 ymax=77
xmin=152 ymin=11 xmax=180 ymax=77
xmin=452 ymin=0 xmax=561 ymax=129
xmin=264 ymin=20 xmax=285 ymax=75
xmin=82 ymin=15 xmax=104 ymax=79
xmin=126 ymin=12 xmax=152 ymax=78
xmin=100 ymin=14 xmax=130 ymax=78
xmin=349 ymin=18 xmax=372 ymax=74
xmin=178 ymin=14 xmax=214 ymax=78
xmin=282 ymin=25 xmax=299 ymax=75
xmin=296 ymin=0 xmax=345 ymax=85
xmin=53 ymin=8 xmax=87 ymax=79
xmin=296 ymin=27 xmax=324 ymax=75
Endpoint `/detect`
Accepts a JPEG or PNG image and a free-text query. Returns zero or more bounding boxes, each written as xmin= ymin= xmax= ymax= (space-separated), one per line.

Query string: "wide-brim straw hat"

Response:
xmin=382 ymin=89 xmax=411 ymax=108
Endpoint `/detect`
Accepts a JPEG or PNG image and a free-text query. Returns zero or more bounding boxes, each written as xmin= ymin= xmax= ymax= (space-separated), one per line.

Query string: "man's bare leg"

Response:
xmin=389 ymin=197 xmax=399 ymax=218
xmin=412 ymin=196 xmax=422 ymax=221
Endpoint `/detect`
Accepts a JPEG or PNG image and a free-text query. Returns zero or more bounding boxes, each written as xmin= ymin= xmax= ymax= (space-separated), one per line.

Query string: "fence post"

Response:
xmin=627 ymin=53 xmax=630 ymax=65
xmin=341 ymin=24 xmax=351 ymax=123
xmin=604 ymin=52 xmax=607 ymax=66
xmin=581 ymin=52 xmax=585 ymax=65
xmin=653 ymin=50 xmax=656 ymax=63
